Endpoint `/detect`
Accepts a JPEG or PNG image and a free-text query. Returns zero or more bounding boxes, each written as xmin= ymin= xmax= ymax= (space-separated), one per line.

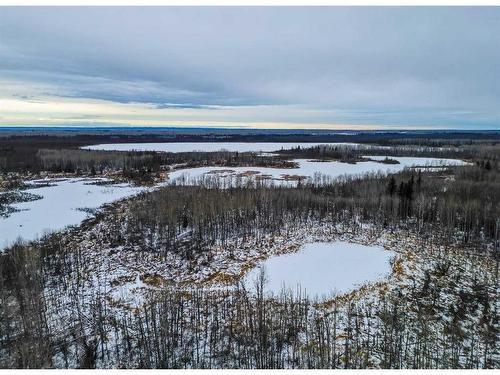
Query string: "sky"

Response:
xmin=0 ymin=7 xmax=499 ymax=130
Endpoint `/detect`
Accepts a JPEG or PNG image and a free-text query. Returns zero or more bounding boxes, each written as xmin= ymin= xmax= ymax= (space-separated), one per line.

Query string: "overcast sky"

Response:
xmin=0 ymin=7 xmax=499 ymax=129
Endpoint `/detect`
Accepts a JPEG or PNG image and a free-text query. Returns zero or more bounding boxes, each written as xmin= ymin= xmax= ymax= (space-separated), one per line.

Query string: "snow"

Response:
xmin=0 ymin=178 xmax=145 ymax=249
xmin=167 ymin=156 xmax=469 ymax=186
xmin=110 ymin=273 xmax=148 ymax=308
xmin=243 ymin=241 xmax=394 ymax=298
xmin=82 ymin=142 xmax=361 ymax=153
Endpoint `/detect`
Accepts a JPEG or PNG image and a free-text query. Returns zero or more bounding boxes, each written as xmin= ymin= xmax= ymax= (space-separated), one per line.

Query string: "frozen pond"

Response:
xmin=0 ymin=178 xmax=145 ymax=250
xmin=167 ymin=156 xmax=469 ymax=186
xmin=83 ymin=142 xmax=361 ymax=153
xmin=244 ymin=241 xmax=394 ymax=298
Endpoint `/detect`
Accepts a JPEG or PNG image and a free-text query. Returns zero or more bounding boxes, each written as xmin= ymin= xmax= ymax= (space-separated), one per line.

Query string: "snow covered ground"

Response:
xmin=0 ymin=178 xmax=145 ymax=249
xmin=243 ymin=241 xmax=394 ymax=298
xmin=168 ymin=156 xmax=469 ymax=186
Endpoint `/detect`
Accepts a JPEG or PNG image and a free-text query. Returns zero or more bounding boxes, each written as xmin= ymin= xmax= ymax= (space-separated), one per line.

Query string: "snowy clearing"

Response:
xmin=243 ymin=241 xmax=394 ymax=298
xmin=0 ymin=178 xmax=145 ymax=249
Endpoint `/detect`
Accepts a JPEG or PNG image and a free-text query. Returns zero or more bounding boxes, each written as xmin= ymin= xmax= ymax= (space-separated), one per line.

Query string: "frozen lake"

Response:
xmin=83 ymin=142 xmax=362 ymax=153
xmin=0 ymin=178 xmax=145 ymax=250
xmin=168 ymin=156 xmax=469 ymax=186
xmin=244 ymin=241 xmax=394 ymax=298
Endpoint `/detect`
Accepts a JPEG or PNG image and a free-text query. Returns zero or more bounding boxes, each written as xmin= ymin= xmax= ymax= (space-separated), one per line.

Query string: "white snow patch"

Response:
xmin=0 ymin=178 xmax=145 ymax=249
xmin=244 ymin=241 xmax=394 ymax=298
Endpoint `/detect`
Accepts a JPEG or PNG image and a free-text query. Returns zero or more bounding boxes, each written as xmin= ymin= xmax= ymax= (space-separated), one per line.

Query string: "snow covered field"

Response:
xmin=82 ymin=142 xmax=361 ymax=153
xmin=244 ymin=241 xmax=394 ymax=298
xmin=168 ymin=156 xmax=469 ymax=186
xmin=0 ymin=178 xmax=145 ymax=249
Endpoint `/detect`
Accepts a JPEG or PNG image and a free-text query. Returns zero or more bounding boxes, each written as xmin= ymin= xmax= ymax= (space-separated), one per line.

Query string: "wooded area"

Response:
xmin=0 ymin=136 xmax=498 ymax=368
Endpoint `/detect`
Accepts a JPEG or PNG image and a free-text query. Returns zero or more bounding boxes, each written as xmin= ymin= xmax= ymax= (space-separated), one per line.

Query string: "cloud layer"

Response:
xmin=1 ymin=7 xmax=499 ymax=129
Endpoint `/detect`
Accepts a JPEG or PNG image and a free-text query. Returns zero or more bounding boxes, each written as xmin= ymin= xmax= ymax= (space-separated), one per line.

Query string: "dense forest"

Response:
xmin=0 ymin=134 xmax=499 ymax=368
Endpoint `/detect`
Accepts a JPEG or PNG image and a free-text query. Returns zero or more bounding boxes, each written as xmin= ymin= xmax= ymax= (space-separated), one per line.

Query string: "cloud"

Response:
xmin=0 ymin=7 xmax=499 ymax=129
xmin=155 ymin=103 xmax=221 ymax=110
